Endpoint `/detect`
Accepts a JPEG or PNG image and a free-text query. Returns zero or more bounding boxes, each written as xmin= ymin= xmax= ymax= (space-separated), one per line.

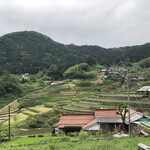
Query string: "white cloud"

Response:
xmin=0 ymin=0 xmax=150 ymax=48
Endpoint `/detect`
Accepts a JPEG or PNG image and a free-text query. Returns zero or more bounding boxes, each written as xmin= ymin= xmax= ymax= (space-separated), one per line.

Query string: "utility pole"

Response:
xmin=8 ymin=105 xmax=10 ymax=140
xmin=126 ymin=71 xmax=131 ymax=134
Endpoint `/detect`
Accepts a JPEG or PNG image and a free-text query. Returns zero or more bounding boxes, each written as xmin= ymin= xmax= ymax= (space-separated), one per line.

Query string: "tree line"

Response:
xmin=0 ymin=31 xmax=150 ymax=77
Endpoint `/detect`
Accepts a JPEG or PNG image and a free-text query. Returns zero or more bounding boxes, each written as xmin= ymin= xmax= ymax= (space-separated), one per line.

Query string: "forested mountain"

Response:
xmin=0 ymin=31 xmax=150 ymax=75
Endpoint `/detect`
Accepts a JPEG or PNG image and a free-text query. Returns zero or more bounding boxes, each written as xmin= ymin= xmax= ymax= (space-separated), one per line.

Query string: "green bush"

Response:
xmin=38 ymin=80 xmax=45 ymax=87
xmin=63 ymin=63 xmax=90 ymax=78
xmin=74 ymin=81 xmax=92 ymax=87
xmin=0 ymin=125 xmax=16 ymax=141
xmin=139 ymin=57 xmax=150 ymax=68
xmin=0 ymin=74 xmax=22 ymax=95
xmin=28 ymin=135 xmax=36 ymax=138
xmin=18 ymin=117 xmax=38 ymax=128
xmin=74 ymin=72 xmax=96 ymax=79
xmin=44 ymin=116 xmax=59 ymax=128
xmin=37 ymin=134 xmax=44 ymax=137
xmin=63 ymin=79 xmax=72 ymax=84
xmin=60 ymin=136 xmax=70 ymax=142
xmin=78 ymin=131 xmax=89 ymax=140
xmin=96 ymin=129 xmax=103 ymax=135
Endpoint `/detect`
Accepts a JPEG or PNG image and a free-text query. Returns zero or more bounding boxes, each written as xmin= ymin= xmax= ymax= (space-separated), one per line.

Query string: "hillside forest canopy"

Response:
xmin=0 ymin=31 xmax=150 ymax=77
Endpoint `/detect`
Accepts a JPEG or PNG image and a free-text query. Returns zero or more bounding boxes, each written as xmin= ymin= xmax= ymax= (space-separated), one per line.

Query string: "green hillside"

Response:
xmin=0 ymin=31 xmax=150 ymax=141
xmin=0 ymin=31 xmax=150 ymax=76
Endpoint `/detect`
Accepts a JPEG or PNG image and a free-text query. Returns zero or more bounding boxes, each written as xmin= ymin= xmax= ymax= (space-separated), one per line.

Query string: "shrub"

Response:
xmin=60 ymin=136 xmax=70 ymax=142
xmin=44 ymin=116 xmax=59 ymax=128
xmin=74 ymin=72 xmax=96 ymax=79
xmin=139 ymin=57 xmax=150 ymax=68
xmin=96 ymin=129 xmax=103 ymax=135
xmin=74 ymin=81 xmax=92 ymax=87
xmin=26 ymin=117 xmax=38 ymax=128
xmin=145 ymin=90 xmax=150 ymax=97
xmin=38 ymin=80 xmax=45 ymax=87
xmin=78 ymin=131 xmax=89 ymax=140
xmin=38 ymin=134 xmax=44 ymax=137
xmin=28 ymin=135 xmax=36 ymax=138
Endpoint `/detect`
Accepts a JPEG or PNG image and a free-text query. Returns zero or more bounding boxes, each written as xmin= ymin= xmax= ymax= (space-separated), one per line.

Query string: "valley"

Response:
xmin=0 ymin=31 xmax=150 ymax=149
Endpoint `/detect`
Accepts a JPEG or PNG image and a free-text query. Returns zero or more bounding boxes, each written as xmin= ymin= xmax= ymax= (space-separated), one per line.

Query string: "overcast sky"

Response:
xmin=0 ymin=0 xmax=150 ymax=48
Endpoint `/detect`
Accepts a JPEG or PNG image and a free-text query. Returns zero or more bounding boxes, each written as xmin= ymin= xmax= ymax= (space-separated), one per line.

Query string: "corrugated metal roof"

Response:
xmin=137 ymin=86 xmax=150 ymax=92
xmin=141 ymin=86 xmax=150 ymax=89
xmin=96 ymin=117 xmax=122 ymax=123
xmin=139 ymin=118 xmax=150 ymax=128
xmin=125 ymin=112 xmax=143 ymax=124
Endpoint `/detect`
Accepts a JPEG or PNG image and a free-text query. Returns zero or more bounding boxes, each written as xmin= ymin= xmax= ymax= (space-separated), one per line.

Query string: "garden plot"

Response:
xmin=22 ymin=106 xmax=52 ymax=115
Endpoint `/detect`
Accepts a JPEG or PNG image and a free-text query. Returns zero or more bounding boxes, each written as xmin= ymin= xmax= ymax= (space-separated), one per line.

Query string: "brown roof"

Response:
xmin=83 ymin=119 xmax=97 ymax=129
xmin=95 ymin=109 xmax=120 ymax=118
xmin=125 ymin=108 xmax=137 ymax=117
xmin=56 ymin=114 xmax=94 ymax=128
xmin=56 ymin=109 xmax=137 ymax=129
xmin=95 ymin=108 xmax=136 ymax=118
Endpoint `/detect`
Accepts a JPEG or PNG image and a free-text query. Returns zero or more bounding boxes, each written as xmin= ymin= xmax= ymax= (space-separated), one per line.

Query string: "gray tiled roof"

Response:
xmin=96 ymin=117 xmax=122 ymax=123
xmin=125 ymin=112 xmax=143 ymax=124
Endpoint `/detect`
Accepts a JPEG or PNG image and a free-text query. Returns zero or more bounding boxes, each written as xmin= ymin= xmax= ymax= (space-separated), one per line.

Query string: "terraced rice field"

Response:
xmin=0 ymin=100 xmax=19 ymax=123
xmin=58 ymin=95 xmax=150 ymax=114
xmin=0 ymin=84 xmax=149 ymax=126
xmin=0 ymin=105 xmax=52 ymax=125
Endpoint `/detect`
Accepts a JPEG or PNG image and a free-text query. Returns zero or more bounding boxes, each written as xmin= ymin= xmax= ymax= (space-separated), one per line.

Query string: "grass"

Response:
xmin=0 ymin=74 xmax=150 ymax=137
xmin=28 ymin=106 xmax=52 ymax=114
xmin=1 ymin=136 xmax=150 ymax=150
xmin=63 ymin=105 xmax=93 ymax=113
xmin=73 ymin=102 xmax=116 ymax=109
xmin=84 ymin=98 xmax=150 ymax=104
xmin=2 ymin=113 xmax=28 ymax=126
xmin=101 ymin=94 xmax=143 ymax=97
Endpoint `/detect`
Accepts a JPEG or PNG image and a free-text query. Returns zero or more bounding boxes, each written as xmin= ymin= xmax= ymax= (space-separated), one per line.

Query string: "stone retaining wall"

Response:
xmin=81 ymin=99 xmax=150 ymax=108
xmin=94 ymin=95 xmax=150 ymax=101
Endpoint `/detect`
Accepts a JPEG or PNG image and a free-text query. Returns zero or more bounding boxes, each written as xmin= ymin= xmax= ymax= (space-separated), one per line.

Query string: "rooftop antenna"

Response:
xmin=126 ymin=70 xmax=131 ymax=134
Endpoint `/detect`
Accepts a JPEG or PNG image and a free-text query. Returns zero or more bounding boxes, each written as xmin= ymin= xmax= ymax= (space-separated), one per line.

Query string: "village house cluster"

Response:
xmin=54 ymin=108 xmax=150 ymax=134
xmin=100 ymin=67 xmax=138 ymax=76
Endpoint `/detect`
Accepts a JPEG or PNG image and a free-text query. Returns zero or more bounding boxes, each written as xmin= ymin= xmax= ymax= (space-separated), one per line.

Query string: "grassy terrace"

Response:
xmin=63 ymin=105 xmax=93 ymax=113
xmin=0 ymin=81 xmax=149 ymax=137
xmin=82 ymin=98 xmax=150 ymax=104
xmin=72 ymin=102 xmax=116 ymax=109
xmin=98 ymin=94 xmax=143 ymax=97
xmin=1 ymin=136 xmax=150 ymax=150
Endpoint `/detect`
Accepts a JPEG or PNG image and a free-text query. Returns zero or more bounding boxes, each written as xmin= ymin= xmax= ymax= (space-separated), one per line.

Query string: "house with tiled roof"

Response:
xmin=56 ymin=109 xmax=141 ymax=133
